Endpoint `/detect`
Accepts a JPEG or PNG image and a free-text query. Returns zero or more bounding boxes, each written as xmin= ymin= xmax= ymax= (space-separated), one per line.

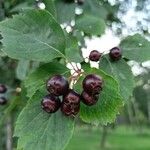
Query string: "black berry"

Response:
xmin=61 ymin=102 xmax=80 ymax=116
xmin=81 ymin=91 xmax=99 ymax=106
xmin=109 ymin=47 xmax=122 ymax=61
xmin=0 ymin=97 xmax=7 ymax=105
xmin=46 ymin=75 xmax=69 ymax=96
xmin=77 ymin=0 xmax=84 ymax=5
xmin=83 ymin=74 xmax=103 ymax=95
xmin=0 ymin=84 xmax=7 ymax=93
xmin=89 ymin=50 xmax=101 ymax=62
xmin=63 ymin=90 xmax=80 ymax=104
xmin=41 ymin=95 xmax=61 ymax=113
xmin=61 ymin=90 xmax=80 ymax=116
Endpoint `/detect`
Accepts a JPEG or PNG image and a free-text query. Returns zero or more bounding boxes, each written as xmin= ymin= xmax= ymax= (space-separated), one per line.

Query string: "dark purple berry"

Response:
xmin=61 ymin=103 xmax=72 ymax=116
xmin=109 ymin=47 xmax=122 ymax=61
xmin=0 ymin=97 xmax=7 ymax=105
xmin=41 ymin=95 xmax=61 ymax=113
xmin=89 ymin=50 xmax=101 ymax=62
xmin=61 ymin=103 xmax=80 ymax=116
xmin=46 ymin=75 xmax=69 ymax=96
xmin=83 ymin=74 xmax=103 ymax=95
xmin=61 ymin=90 xmax=80 ymax=116
xmin=0 ymin=84 xmax=7 ymax=93
xmin=77 ymin=0 xmax=84 ymax=5
xmin=81 ymin=91 xmax=99 ymax=106
xmin=63 ymin=89 xmax=80 ymax=104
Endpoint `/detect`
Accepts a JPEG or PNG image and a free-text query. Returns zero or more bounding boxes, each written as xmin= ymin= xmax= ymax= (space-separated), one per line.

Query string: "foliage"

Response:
xmin=0 ymin=0 xmax=150 ymax=150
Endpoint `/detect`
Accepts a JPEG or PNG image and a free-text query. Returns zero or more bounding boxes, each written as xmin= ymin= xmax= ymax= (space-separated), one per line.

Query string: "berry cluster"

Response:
xmin=41 ymin=75 xmax=80 ymax=116
xmin=0 ymin=84 xmax=7 ymax=105
xmin=41 ymin=74 xmax=103 ymax=117
xmin=41 ymin=47 xmax=121 ymax=117
xmin=89 ymin=47 xmax=122 ymax=62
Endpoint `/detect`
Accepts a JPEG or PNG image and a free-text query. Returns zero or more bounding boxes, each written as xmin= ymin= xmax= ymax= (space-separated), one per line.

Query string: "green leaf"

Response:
xmin=0 ymin=50 xmax=5 ymax=57
xmin=65 ymin=33 xmax=83 ymax=63
xmin=10 ymin=2 xmax=33 ymax=13
xmin=16 ymin=59 xmax=30 ymax=80
xmin=83 ymin=0 xmax=108 ymax=19
xmin=73 ymin=30 xmax=85 ymax=47
xmin=24 ymin=62 xmax=69 ymax=98
xmin=100 ymin=56 xmax=135 ymax=100
xmin=0 ymin=46 xmax=6 ymax=57
xmin=55 ymin=0 xmax=75 ymax=23
xmin=14 ymin=90 xmax=75 ymax=150
xmin=120 ymin=34 xmax=150 ymax=62
xmin=75 ymin=63 xmax=123 ymax=125
xmin=75 ymin=14 xmax=105 ymax=35
xmin=43 ymin=0 xmax=57 ymax=18
xmin=0 ymin=9 xmax=66 ymax=62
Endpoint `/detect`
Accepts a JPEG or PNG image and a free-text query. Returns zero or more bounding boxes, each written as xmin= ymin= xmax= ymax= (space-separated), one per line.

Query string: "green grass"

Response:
xmin=65 ymin=126 xmax=150 ymax=150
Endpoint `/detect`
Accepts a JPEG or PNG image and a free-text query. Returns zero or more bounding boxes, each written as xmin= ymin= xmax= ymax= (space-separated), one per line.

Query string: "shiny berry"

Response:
xmin=109 ymin=47 xmax=122 ymax=61
xmin=81 ymin=91 xmax=99 ymax=106
xmin=0 ymin=84 xmax=7 ymax=93
xmin=89 ymin=50 xmax=101 ymax=62
xmin=63 ymin=89 xmax=80 ymax=105
xmin=61 ymin=90 xmax=80 ymax=116
xmin=0 ymin=97 xmax=7 ymax=105
xmin=83 ymin=74 xmax=103 ymax=95
xmin=46 ymin=75 xmax=69 ymax=96
xmin=41 ymin=95 xmax=61 ymax=113
xmin=61 ymin=103 xmax=80 ymax=116
xmin=77 ymin=0 xmax=84 ymax=5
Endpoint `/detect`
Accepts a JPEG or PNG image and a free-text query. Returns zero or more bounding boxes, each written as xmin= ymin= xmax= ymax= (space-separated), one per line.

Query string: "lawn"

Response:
xmin=65 ymin=126 xmax=150 ymax=150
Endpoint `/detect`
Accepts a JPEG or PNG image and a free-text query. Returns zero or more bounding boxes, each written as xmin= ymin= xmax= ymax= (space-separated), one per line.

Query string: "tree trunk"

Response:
xmin=6 ymin=116 xmax=13 ymax=150
xmin=100 ymin=126 xmax=108 ymax=149
xmin=132 ymin=100 xmax=144 ymax=133
xmin=148 ymin=101 xmax=150 ymax=124
xmin=127 ymin=100 xmax=134 ymax=125
xmin=132 ymin=100 xmax=139 ymax=126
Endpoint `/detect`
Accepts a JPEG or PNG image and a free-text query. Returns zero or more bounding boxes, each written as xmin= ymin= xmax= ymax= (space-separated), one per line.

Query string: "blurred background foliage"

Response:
xmin=0 ymin=0 xmax=150 ymax=150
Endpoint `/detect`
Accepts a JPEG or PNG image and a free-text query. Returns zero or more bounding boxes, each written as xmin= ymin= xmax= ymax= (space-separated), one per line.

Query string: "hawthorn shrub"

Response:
xmin=0 ymin=0 xmax=150 ymax=150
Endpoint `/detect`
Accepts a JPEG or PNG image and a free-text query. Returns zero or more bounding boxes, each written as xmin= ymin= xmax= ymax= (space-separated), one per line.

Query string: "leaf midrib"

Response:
xmin=0 ymin=23 xmax=65 ymax=58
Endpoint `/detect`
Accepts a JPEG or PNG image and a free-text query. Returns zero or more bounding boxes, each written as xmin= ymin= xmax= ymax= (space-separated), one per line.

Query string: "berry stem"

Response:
xmin=68 ymin=68 xmax=84 ymax=88
xmin=75 ymin=63 xmax=80 ymax=71
xmin=70 ymin=62 xmax=79 ymax=72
